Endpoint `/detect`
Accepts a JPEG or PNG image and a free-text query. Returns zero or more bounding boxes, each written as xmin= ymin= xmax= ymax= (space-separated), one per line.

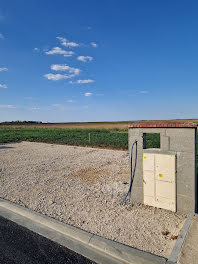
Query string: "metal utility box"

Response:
xmin=143 ymin=152 xmax=176 ymax=212
xmin=128 ymin=122 xmax=197 ymax=214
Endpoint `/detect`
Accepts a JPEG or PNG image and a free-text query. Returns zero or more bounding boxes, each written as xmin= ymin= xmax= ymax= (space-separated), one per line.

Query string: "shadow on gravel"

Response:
xmin=0 ymin=146 xmax=14 ymax=149
xmin=0 ymin=142 xmax=23 ymax=149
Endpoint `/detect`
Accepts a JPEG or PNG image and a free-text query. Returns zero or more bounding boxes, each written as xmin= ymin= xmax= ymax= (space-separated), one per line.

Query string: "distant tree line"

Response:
xmin=0 ymin=120 xmax=42 ymax=125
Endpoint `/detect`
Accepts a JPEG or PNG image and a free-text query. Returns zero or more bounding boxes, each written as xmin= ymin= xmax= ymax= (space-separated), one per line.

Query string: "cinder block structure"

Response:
xmin=128 ymin=122 xmax=197 ymax=214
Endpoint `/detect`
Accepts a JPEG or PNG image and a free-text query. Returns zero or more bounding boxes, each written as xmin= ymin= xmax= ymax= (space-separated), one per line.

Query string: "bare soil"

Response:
xmin=1 ymin=119 xmax=197 ymax=129
xmin=0 ymin=142 xmax=186 ymax=258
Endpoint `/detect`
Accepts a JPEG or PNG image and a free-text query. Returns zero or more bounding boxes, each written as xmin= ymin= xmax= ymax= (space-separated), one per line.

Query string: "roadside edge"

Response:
xmin=167 ymin=213 xmax=194 ymax=264
xmin=0 ymin=198 xmax=166 ymax=264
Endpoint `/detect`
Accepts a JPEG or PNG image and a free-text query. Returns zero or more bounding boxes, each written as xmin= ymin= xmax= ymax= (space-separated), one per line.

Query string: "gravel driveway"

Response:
xmin=0 ymin=141 xmax=185 ymax=258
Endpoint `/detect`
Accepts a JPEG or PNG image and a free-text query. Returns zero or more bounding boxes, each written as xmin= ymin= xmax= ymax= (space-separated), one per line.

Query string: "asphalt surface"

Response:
xmin=0 ymin=216 xmax=97 ymax=264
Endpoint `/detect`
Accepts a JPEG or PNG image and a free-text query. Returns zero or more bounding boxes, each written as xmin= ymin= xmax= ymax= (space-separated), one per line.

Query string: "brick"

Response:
xmin=166 ymin=129 xmax=196 ymax=152
xmin=161 ymin=136 xmax=170 ymax=151
xmin=177 ymin=195 xmax=195 ymax=214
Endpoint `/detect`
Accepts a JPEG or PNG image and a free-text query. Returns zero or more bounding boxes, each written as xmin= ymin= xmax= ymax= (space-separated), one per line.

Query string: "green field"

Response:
xmin=0 ymin=127 xmax=198 ymax=173
xmin=0 ymin=128 xmax=129 ymax=150
xmin=0 ymin=127 xmax=197 ymax=153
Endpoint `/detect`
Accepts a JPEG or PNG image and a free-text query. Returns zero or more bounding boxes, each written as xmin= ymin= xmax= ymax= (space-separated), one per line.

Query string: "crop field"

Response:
xmin=0 ymin=128 xmax=128 ymax=150
xmin=0 ymin=122 xmax=129 ymax=129
xmin=1 ymin=119 xmax=197 ymax=150
xmin=0 ymin=127 xmax=198 ymax=152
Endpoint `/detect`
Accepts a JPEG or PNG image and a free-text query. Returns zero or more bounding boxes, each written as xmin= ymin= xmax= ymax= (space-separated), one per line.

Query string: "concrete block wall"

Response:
xmin=128 ymin=123 xmax=197 ymax=214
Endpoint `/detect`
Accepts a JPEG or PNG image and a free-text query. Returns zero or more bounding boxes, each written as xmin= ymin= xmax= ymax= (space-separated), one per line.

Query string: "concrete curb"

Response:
xmin=0 ymin=198 xmax=166 ymax=264
xmin=167 ymin=213 xmax=195 ymax=264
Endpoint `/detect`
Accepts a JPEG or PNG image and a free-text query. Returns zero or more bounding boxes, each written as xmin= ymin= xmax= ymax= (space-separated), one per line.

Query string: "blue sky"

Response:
xmin=0 ymin=0 xmax=198 ymax=122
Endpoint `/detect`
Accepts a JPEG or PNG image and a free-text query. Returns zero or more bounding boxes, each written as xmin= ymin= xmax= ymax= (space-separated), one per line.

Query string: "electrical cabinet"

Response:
xmin=143 ymin=153 xmax=176 ymax=212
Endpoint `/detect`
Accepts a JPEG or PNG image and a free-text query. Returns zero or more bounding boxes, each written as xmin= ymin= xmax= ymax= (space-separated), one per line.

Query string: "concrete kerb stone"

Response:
xmin=0 ymin=198 xmax=91 ymax=245
xmin=167 ymin=213 xmax=195 ymax=264
xmin=0 ymin=198 xmax=167 ymax=264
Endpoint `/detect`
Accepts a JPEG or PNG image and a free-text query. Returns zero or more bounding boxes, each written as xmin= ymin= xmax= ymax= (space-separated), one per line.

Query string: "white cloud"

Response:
xmin=67 ymin=100 xmax=76 ymax=103
xmin=0 ymin=84 xmax=7 ymax=88
xmin=57 ymin=37 xmax=79 ymax=47
xmin=51 ymin=64 xmax=80 ymax=75
xmin=69 ymin=79 xmax=94 ymax=84
xmin=84 ymin=92 xmax=93 ymax=97
xmin=45 ymin=47 xmax=74 ymax=57
xmin=0 ymin=67 xmax=8 ymax=72
xmin=140 ymin=90 xmax=149 ymax=94
xmin=44 ymin=73 xmax=74 ymax=81
xmin=77 ymin=56 xmax=93 ymax=62
xmin=29 ymin=107 xmax=40 ymax=111
xmin=45 ymin=64 xmax=81 ymax=81
xmin=0 ymin=33 xmax=4 ymax=39
xmin=33 ymin=48 xmax=39 ymax=52
xmin=0 ymin=105 xmax=16 ymax=109
xmin=52 ymin=104 xmax=67 ymax=110
xmin=90 ymin=42 xmax=98 ymax=48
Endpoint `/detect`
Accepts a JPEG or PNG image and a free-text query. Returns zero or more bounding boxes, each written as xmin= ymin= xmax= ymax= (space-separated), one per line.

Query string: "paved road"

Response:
xmin=0 ymin=216 xmax=97 ymax=264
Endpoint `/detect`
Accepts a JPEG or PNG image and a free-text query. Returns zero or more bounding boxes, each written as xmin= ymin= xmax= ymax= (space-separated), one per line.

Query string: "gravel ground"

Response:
xmin=0 ymin=141 xmax=186 ymax=258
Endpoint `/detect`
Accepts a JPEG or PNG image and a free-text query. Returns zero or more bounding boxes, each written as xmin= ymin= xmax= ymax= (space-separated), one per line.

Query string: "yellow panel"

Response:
xmin=143 ymin=171 xmax=154 ymax=197
xmin=143 ymin=153 xmax=176 ymax=212
xmin=143 ymin=153 xmax=155 ymax=207
xmin=155 ymin=197 xmax=176 ymax=212
xmin=155 ymin=154 xmax=176 ymax=212
xmin=144 ymin=195 xmax=155 ymax=207
xmin=155 ymin=154 xmax=175 ymax=182
xmin=156 ymin=181 xmax=175 ymax=200
xmin=143 ymin=153 xmax=154 ymax=171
